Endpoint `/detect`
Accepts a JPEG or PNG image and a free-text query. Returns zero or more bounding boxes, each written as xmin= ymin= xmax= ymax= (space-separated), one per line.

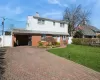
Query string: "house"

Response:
xmin=11 ymin=14 xmax=69 ymax=47
xmin=76 ymin=25 xmax=100 ymax=38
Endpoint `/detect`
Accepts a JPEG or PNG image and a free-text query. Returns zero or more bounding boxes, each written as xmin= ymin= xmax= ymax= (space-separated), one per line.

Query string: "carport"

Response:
xmin=16 ymin=34 xmax=31 ymax=46
xmin=12 ymin=29 xmax=42 ymax=47
xmin=12 ymin=29 xmax=32 ymax=47
xmin=13 ymin=34 xmax=32 ymax=46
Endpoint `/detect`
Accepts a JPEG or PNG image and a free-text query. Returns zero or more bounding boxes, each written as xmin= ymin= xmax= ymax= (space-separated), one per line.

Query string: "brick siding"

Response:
xmin=32 ymin=34 xmax=41 ymax=46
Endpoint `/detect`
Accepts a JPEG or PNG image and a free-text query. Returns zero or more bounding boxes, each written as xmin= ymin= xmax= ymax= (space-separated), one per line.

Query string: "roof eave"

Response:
xmin=33 ymin=16 xmax=68 ymax=24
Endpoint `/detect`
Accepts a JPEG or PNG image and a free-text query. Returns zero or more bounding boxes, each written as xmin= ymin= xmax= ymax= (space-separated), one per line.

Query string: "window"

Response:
xmin=53 ymin=22 xmax=55 ymax=26
xmin=38 ymin=19 xmax=45 ymax=24
xmin=5 ymin=31 xmax=11 ymax=35
xmin=62 ymin=36 xmax=67 ymax=40
xmin=52 ymin=35 xmax=57 ymax=39
xmin=27 ymin=23 xmax=29 ymax=27
xmin=41 ymin=34 xmax=46 ymax=41
xmin=60 ymin=23 xmax=65 ymax=27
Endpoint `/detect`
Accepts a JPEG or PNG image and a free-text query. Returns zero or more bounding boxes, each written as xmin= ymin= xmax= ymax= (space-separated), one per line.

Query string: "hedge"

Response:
xmin=72 ymin=38 xmax=100 ymax=46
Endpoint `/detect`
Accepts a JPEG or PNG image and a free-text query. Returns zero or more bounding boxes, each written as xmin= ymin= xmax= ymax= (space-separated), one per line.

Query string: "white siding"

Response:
xmin=26 ymin=16 xmax=68 ymax=35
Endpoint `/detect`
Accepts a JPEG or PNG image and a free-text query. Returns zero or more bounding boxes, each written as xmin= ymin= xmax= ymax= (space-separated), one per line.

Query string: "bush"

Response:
xmin=38 ymin=41 xmax=43 ymax=47
xmin=63 ymin=40 xmax=68 ymax=45
xmin=74 ymin=30 xmax=83 ymax=38
xmin=97 ymin=34 xmax=100 ymax=38
xmin=44 ymin=37 xmax=56 ymax=46
xmin=72 ymin=38 xmax=82 ymax=45
xmin=72 ymin=38 xmax=100 ymax=46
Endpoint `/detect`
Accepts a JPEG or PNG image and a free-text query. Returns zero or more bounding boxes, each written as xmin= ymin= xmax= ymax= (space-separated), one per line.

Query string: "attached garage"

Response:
xmin=12 ymin=29 xmax=68 ymax=47
xmin=16 ymin=35 xmax=31 ymax=46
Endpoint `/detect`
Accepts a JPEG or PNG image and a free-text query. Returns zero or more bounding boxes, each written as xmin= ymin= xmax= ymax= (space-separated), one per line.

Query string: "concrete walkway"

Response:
xmin=4 ymin=46 xmax=100 ymax=80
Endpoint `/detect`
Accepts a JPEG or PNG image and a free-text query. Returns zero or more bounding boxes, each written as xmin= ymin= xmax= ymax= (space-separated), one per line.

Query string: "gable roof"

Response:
xmin=33 ymin=16 xmax=68 ymax=24
xmin=77 ymin=25 xmax=100 ymax=36
xmin=87 ymin=25 xmax=100 ymax=32
xmin=81 ymin=25 xmax=96 ymax=36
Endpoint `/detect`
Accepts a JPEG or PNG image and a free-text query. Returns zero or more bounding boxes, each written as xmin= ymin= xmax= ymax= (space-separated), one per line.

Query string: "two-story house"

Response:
xmin=12 ymin=15 xmax=69 ymax=47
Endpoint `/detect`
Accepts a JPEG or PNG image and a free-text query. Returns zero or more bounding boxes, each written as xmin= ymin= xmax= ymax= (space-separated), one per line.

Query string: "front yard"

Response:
xmin=48 ymin=44 xmax=100 ymax=72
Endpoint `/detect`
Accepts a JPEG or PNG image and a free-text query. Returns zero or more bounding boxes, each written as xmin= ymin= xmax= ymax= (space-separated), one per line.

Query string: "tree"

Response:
xmin=74 ymin=30 xmax=83 ymax=38
xmin=63 ymin=5 xmax=90 ymax=36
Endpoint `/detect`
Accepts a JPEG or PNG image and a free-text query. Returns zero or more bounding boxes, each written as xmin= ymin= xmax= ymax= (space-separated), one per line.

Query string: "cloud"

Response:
xmin=48 ymin=0 xmax=68 ymax=7
xmin=0 ymin=5 xmax=23 ymax=18
xmin=63 ymin=4 xmax=68 ymax=7
xmin=48 ymin=0 xmax=60 ymax=4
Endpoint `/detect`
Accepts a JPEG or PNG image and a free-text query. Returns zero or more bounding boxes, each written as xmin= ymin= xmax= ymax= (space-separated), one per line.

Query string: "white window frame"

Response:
xmin=62 ymin=36 xmax=67 ymax=40
xmin=38 ymin=19 xmax=45 ymax=25
xmin=60 ymin=23 xmax=65 ymax=27
xmin=52 ymin=35 xmax=57 ymax=39
xmin=41 ymin=34 xmax=46 ymax=41
xmin=53 ymin=22 xmax=55 ymax=26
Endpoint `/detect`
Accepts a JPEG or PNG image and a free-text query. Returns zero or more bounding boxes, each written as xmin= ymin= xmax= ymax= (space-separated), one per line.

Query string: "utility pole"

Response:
xmin=1 ymin=17 xmax=5 ymax=47
xmin=2 ymin=17 xmax=5 ymax=35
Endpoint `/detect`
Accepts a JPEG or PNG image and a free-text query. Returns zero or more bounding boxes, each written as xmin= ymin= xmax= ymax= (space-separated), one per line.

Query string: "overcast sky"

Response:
xmin=0 ymin=0 xmax=100 ymax=29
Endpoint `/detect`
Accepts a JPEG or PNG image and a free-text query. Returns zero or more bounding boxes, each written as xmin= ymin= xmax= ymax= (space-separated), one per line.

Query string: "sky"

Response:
xmin=0 ymin=0 xmax=100 ymax=31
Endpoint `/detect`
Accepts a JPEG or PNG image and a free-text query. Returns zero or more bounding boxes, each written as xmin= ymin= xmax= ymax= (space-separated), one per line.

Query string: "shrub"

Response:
xmin=56 ymin=42 xmax=60 ymax=45
xmin=72 ymin=38 xmax=100 ymax=46
xmin=44 ymin=37 xmax=56 ymax=46
xmin=74 ymin=30 xmax=83 ymax=38
xmin=63 ymin=40 xmax=68 ymax=45
xmin=55 ymin=42 xmax=60 ymax=47
xmin=38 ymin=41 xmax=43 ymax=47
xmin=97 ymin=34 xmax=100 ymax=38
xmin=72 ymin=38 xmax=82 ymax=45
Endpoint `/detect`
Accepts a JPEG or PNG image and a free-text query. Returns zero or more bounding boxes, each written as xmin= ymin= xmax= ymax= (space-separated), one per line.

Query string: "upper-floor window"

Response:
xmin=60 ymin=23 xmax=65 ymax=27
xmin=53 ymin=22 xmax=55 ymax=26
xmin=27 ymin=23 xmax=29 ymax=27
xmin=38 ymin=19 xmax=45 ymax=25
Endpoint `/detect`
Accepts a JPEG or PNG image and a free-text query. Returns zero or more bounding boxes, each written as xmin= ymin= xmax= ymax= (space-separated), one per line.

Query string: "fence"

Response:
xmin=0 ymin=35 xmax=12 ymax=47
xmin=68 ymin=37 xmax=73 ymax=44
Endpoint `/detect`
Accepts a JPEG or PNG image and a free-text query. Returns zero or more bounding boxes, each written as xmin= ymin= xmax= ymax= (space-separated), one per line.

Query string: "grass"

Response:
xmin=48 ymin=44 xmax=100 ymax=72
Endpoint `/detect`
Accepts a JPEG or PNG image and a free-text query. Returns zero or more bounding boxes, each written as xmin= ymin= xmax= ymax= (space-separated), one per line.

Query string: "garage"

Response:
xmin=14 ymin=35 xmax=32 ymax=46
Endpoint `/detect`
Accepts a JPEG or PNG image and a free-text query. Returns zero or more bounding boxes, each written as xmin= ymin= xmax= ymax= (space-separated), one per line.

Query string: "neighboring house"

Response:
xmin=76 ymin=25 xmax=100 ymax=38
xmin=11 ymin=14 xmax=69 ymax=47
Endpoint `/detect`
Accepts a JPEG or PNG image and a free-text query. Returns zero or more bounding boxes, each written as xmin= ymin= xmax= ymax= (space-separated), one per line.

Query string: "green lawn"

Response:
xmin=48 ymin=44 xmax=100 ymax=72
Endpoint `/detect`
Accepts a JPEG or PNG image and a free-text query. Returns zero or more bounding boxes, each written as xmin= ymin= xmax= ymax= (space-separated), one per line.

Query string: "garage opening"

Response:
xmin=15 ymin=35 xmax=32 ymax=46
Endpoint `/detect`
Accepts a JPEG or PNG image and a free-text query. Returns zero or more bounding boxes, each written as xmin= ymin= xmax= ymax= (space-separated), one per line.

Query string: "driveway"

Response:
xmin=3 ymin=46 xmax=100 ymax=80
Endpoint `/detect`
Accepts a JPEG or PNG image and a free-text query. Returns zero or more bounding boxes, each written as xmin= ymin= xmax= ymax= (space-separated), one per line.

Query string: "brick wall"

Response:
xmin=60 ymin=36 xmax=63 ymax=46
xmin=32 ymin=34 xmax=41 ymax=46
xmin=12 ymin=35 xmax=16 ymax=47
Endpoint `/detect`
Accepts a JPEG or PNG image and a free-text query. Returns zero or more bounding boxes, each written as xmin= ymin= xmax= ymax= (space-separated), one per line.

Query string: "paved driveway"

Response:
xmin=4 ymin=46 xmax=100 ymax=80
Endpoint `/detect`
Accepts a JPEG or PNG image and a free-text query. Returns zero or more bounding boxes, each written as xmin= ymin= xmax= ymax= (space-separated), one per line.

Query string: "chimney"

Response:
xmin=36 ymin=12 xmax=39 ymax=17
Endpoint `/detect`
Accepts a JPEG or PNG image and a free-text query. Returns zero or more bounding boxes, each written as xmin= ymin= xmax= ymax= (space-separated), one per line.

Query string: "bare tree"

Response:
xmin=63 ymin=5 xmax=91 ymax=36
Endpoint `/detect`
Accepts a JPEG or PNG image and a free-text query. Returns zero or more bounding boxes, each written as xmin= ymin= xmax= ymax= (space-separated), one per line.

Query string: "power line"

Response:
xmin=6 ymin=18 xmax=26 ymax=22
xmin=0 ymin=16 xmax=26 ymax=22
